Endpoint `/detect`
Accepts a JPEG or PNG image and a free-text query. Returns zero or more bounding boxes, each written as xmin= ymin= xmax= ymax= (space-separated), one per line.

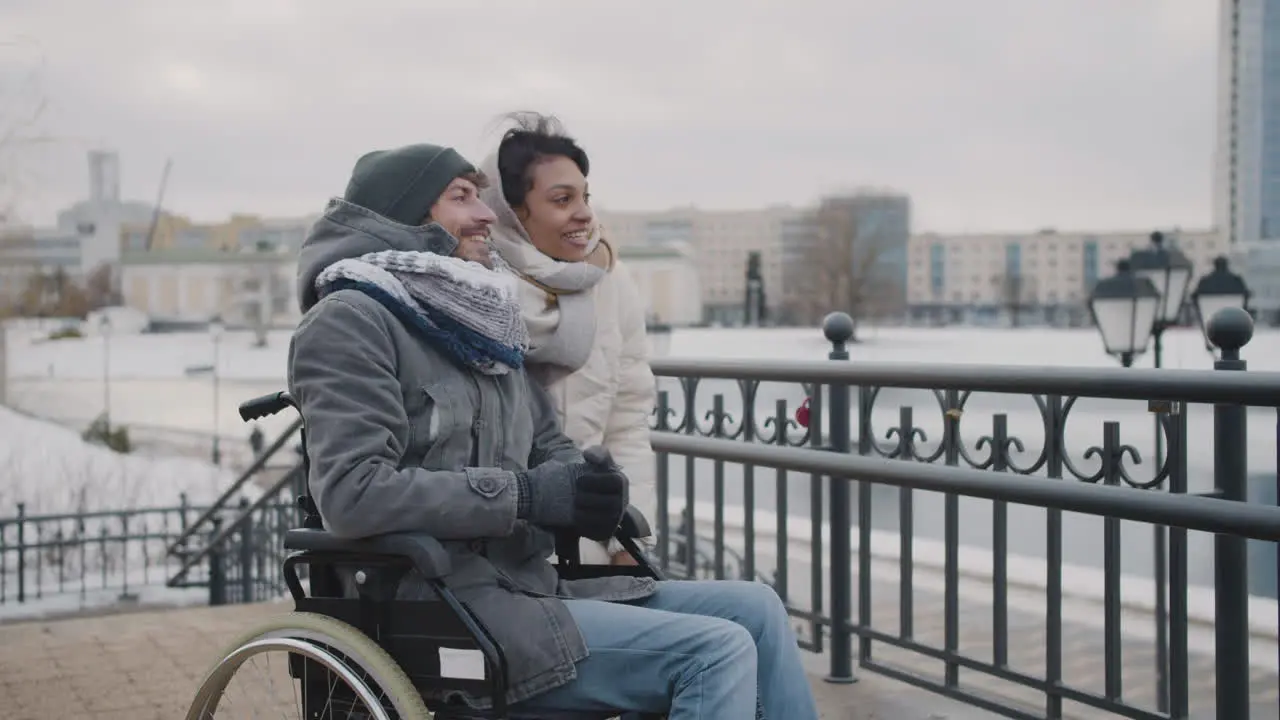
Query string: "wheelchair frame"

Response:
xmin=212 ymin=390 xmax=664 ymax=720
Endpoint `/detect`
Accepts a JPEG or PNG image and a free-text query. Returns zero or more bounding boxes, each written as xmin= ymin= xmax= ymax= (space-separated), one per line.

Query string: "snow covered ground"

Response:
xmin=0 ymin=564 xmax=210 ymax=624
xmin=0 ymin=404 xmax=240 ymax=517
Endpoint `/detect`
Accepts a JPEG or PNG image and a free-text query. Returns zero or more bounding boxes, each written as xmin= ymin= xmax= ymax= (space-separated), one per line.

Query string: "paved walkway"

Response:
xmin=0 ymin=599 xmax=999 ymax=719
xmin=0 ymin=593 xmax=1275 ymax=719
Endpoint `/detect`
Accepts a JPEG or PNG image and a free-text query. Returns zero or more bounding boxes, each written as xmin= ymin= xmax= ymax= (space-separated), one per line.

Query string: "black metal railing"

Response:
xmin=0 ymin=493 xmax=310 ymax=615
xmin=202 ymin=494 xmax=300 ymax=605
xmin=9 ymin=309 xmax=1279 ymax=718
xmin=164 ymin=468 xmax=302 ymax=595
xmin=165 ymin=415 xmax=303 ymax=559
xmin=163 ymin=417 xmax=306 ymax=603
xmin=0 ymin=497 xmax=207 ymax=612
xmin=644 ymin=310 xmax=1280 ymax=720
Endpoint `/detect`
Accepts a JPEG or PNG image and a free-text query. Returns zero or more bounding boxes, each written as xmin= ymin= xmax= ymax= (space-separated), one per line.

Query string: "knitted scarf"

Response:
xmin=315 ymin=249 xmax=530 ymax=375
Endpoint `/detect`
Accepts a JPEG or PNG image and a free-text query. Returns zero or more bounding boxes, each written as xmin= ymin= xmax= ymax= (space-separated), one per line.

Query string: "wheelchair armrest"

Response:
xmin=283 ymin=528 xmax=452 ymax=578
xmin=618 ymin=505 xmax=652 ymax=540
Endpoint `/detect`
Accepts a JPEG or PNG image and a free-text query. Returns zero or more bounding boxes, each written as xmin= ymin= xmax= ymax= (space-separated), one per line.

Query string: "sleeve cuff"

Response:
xmin=605 ymin=537 xmax=625 ymax=556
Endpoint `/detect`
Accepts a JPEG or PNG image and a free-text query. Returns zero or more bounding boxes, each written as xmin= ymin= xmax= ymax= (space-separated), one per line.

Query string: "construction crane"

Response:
xmin=142 ymin=158 xmax=172 ymax=251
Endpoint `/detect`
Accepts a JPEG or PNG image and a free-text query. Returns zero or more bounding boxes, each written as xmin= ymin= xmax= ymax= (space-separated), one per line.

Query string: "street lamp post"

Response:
xmin=1127 ymin=231 xmax=1195 ymax=372
xmin=1126 ymin=233 xmax=1195 ymax=691
xmin=1087 ymin=240 xmax=1252 ymax=715
xmin=210 ymin=316 xmax=223 ymax=466
xmin=100 ymin=314 xmax=112 ymax=425
xmin=1086 ymin=259 xmax=1160 ymax=367
xmin=1191 ymin=255 xmax=1252 ymax=356
xmin=1087 ymin=256 xmax=1168 ymax=708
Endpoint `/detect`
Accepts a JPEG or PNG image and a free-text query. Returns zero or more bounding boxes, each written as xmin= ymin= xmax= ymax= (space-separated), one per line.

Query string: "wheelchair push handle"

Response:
xmin=238 ymin=391 xmax=298 ymax=422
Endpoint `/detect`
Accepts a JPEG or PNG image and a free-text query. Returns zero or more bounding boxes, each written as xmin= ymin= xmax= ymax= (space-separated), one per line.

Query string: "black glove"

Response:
xmin=516 ymin=446 xmax=629 ymax=542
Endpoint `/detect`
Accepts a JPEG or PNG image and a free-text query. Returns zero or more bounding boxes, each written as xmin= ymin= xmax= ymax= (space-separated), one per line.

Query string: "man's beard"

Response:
xmin=454 ymin=224 xmax=492 ymax=268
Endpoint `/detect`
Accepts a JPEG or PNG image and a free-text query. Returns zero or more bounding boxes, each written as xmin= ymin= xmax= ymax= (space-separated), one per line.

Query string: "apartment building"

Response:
xmin=120 ymin=245 xmax=299 ymax=328
xmin=615 ymin=242 xmax=703 ymax=326
xmin=2 ymin=151 xmax=141 ymax=311
xmin=906 ymin=228 xmax=1227 ymax=325
xmin=600 ymin=206 xmax=795 ymax=325
xmin=600 ymin=191 xmax=912 ymax=326
xmin=0 ymin=226 xmax=86 ymax=310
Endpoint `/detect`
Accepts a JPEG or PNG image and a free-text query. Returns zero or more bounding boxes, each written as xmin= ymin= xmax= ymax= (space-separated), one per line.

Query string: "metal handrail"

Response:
xmin=652 ymin=433 xmax=1280 ymax=542
xmin=163 ymin=416 xmax=302 ymax=557
xmin=166 ymin=463 xmax=303 ymax=586
xmin=651 ymin=357 xmax=1280 ymax=407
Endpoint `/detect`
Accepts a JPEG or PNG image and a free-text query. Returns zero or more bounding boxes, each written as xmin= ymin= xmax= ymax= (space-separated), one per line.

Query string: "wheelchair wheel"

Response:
xmin=185 ymin=611 xmax=432 ymax=720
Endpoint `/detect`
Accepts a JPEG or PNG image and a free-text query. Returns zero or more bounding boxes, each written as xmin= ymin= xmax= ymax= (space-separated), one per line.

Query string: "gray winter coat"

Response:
xmin=286 ymin=199 xmax=657 ymax=708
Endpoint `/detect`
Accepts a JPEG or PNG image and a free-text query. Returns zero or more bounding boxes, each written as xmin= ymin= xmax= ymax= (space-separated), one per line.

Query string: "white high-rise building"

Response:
xmin=1214 ymin=0 xmax=1280 ymax=321
xmin=88 ymin=150 xmax=121 ymax=205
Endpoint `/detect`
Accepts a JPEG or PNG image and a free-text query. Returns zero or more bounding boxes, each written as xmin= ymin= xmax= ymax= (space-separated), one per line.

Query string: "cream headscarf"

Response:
xmin=477 ymin=150 xmax=613 ymax=373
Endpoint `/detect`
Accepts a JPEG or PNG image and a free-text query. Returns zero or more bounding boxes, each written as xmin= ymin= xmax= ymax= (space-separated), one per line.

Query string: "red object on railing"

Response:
xmin=795 ymin=397 xmax=811 ymax=428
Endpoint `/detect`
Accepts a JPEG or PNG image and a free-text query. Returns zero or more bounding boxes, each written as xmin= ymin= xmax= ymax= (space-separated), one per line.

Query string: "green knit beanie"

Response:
xmin=342 ymin=144 xmax=478 ymax=227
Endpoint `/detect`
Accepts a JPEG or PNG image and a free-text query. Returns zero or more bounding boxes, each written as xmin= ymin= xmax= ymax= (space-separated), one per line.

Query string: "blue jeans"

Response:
xmin=509 ymin=579 xmax=820 ymax=719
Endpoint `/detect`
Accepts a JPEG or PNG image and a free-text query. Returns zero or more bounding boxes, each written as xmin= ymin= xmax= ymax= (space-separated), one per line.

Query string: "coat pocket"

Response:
xmin=407 ymin=383 xmax=456 ymax=467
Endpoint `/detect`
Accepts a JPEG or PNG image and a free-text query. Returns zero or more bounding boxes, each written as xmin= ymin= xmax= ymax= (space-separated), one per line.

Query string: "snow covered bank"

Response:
xmin=0 ymin=404 xmax=241 ymax=517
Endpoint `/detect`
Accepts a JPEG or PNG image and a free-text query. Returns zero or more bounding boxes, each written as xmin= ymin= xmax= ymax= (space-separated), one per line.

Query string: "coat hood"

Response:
xmin=295 ymin=198 xmax=460 ymax=313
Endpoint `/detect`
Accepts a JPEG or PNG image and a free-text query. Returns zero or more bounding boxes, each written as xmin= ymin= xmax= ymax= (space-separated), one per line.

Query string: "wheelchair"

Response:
xmin=185 ymin=390 xmax=666 ymax=720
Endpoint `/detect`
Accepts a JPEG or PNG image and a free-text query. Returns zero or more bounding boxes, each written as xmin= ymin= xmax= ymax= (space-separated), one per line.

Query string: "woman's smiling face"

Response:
xmin=515 ymin=155 xmax=596 ymax=262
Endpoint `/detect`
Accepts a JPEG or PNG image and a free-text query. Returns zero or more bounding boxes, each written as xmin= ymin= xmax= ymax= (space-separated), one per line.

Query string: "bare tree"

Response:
xmin=83 ymin=262 xmax=122 ymax=310
xmin=784 ymin=196 xmax=899 ymax=339
xmin=0 ymin=229 xmax=23 ymax=317
xmin=18 ymin=266 xmax=89 ymax=317
xmin=990 ymin=273 xmax=1039 ymax=328
xmin=1 ymin=38 xmax=54 ymax=328
xmin=0 ymin=37 xmax=53 ymax=228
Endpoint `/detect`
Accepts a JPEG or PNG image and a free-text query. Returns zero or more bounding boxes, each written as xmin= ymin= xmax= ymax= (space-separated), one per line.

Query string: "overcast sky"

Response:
xmin=1 ymin=0 xmax=1219 ymax=234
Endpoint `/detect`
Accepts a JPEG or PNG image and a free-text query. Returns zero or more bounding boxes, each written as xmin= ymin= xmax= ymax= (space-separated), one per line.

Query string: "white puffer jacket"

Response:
xmin=510 ymin=257 xmax=658 ymax=563
xmin=476 ymin=150 xmax=657 ymax=563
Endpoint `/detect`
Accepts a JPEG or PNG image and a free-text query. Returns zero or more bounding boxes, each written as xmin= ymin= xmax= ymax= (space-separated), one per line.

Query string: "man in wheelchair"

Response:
xmin=286 ymin=142 xmax=819 ymax=719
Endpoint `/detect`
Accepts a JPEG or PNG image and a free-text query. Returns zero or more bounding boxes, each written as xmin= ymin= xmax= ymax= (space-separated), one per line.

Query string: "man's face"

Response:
xmin=428 ymin=175 xmax=498 ymax=268
xmin=515 ymin=156 xmax=595 ymax=263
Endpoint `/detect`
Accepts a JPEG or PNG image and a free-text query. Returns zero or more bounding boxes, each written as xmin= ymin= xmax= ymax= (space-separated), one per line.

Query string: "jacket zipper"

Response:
xmin=468 ymin=373 xmax=483 ymax=466
xmin=469 ymin=374 xmax=487 ymax=558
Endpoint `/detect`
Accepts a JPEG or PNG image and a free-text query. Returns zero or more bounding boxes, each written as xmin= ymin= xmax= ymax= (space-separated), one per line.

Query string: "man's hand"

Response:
xmin=610 ymin=550 xmax=639 ymax=566
xmin=516 ymin=446 xmax=628 ymax=542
